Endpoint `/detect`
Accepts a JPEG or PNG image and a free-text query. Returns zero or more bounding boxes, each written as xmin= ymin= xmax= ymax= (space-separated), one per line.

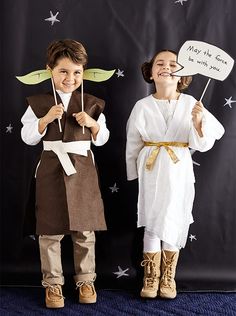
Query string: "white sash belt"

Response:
xmin=43 ymin=140 xmax=91 ymax=176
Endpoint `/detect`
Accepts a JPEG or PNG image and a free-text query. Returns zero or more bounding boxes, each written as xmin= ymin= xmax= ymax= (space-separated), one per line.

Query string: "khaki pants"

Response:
xmin=39 ymin=231 xmax=96 ymax=286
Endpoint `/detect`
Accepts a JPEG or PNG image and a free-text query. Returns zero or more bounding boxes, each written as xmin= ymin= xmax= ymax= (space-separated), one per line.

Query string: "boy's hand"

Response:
xmin=72 ymin=112 xmax=100 ymax=139
xmin=45 ymin=104 xmax=64 ymax=123
xmin=191 ymin=101 xmax=204 ymax=137
xmin=72 ymin=112 xmax=97 ymax=128
xmin=38 ymin=103 xmax=64 ymax=134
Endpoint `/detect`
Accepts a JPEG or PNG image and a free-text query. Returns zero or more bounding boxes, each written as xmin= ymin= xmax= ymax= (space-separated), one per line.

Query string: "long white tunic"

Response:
xmin=126 ymin=93 xmax=224 ymax=248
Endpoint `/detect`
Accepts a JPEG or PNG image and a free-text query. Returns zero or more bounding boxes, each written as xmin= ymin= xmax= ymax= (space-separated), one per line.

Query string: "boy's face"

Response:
xmin=50 ymin=57 xmax=84 ymax=93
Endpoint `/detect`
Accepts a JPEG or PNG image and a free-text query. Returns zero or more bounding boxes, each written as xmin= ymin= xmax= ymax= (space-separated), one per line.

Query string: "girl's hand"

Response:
xmin=39 ymin=103 xmax=64 ymax=134
xmin=191 ymin=101 xmax=204 ymax=137
xmin=72 ymin=112 xmax=100 ymax=139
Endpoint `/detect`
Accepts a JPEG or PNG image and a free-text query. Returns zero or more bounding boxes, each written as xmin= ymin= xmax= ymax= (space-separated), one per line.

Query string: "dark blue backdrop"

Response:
xmin=1 ymin=0 xmax=236 ymax=291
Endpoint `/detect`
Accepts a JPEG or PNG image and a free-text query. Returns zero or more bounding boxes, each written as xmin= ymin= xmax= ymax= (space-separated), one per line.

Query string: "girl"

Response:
xmin=21 ymin=39 xmax=109 ymax=308
xmin=126 ymin=49 xmax=224 ymax=299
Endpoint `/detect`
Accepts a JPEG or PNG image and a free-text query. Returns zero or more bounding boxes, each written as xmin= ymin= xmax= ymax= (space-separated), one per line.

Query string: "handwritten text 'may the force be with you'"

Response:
xmin=187 ymin=45 xmax=227 ymax=72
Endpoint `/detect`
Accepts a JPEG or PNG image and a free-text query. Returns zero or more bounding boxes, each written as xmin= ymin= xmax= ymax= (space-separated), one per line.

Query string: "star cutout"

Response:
xmin=189 ymin=234 xmax=197 ymax=242
xmin=109 ymin=183 xmax=119 ymax=193
xmin=223 ymin=96 xmax=236 ymax=109
xmin=175 ymin=0 xmax=188 ymax=5
xmin=116 ymin=69 xmax=124 ymax=78
xmin=190 ymin=149 xmax=200 ymax=166
xmin=29 ymin=235 xmax=36 ymax=241
xmin=6 ymin=123 xmax=13 ymax=133
xmin=44 ymin=11 xmax=60 ymax=26
xmin=113 ymin=266 xmax=129 ymax=278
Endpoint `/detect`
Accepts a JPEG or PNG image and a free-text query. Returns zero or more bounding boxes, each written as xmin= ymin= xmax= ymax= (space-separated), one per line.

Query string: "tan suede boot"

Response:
xmin=140 ymin=252 xmax=161 ymax=298
xmin=76 ymin=281 xmax=97 ymax=304
xmin=159 ymin=250 xmax=179 ymax=299
xmin=43 ymin=283 xmax=64 ymax=308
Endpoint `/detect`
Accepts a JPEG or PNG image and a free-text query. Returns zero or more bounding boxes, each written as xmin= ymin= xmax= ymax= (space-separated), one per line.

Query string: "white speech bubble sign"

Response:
xmin=173 ymin=40 xmax=234 ymax=81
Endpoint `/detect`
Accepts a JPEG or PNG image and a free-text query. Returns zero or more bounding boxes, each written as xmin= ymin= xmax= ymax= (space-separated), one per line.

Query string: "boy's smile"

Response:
xmin=50 ymin=57 xmax=84 ymax=93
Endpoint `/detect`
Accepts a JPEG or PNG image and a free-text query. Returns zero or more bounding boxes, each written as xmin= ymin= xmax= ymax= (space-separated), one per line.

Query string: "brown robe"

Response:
xmin=27 ymin=91 xmax=107 ymax=235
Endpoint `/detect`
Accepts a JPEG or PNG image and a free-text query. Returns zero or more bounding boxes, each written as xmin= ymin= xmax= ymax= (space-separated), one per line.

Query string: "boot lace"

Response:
xmin=75 ymin=280 xmax=94 ymax=291
xmin=141 ymin=257 xmax=158 ymax=289
xmin=161 ymin=258 xmax=174 ymax=287
xmin=42 ymin=281 xmax=65 ymax=299
xmin=141 ymin=258 xmax=156 ymax=275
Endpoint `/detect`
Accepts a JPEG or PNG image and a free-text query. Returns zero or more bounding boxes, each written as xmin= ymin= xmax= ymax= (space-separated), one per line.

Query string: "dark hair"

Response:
xmin=141 ymin=49 xmax=192 ymax=92
xmin=46 ymin=39 xmax=88 ymax=69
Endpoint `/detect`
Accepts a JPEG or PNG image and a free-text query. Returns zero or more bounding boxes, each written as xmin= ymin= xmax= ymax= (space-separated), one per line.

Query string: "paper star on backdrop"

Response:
xmin=175 ymin=0 xmax=188 ymax=5
xmin=29 ymin=235 xmax=36 ymax=241
xmin=44 ymin=11 xmax=60 ymax=26
xmin=113 ymin=266 xmax=129 ymax=278
xmin=223 ymin=96 xmax=236 ymax=108
xmin=6 ymin=123 xmax=13 ymax=133
xmin=116 ymin=69 xmax=124 ymax=78
xmin=189 ymin=234 xmax=197 ymax=242
xmin=109 ymin=183 xmax=119 ymax=193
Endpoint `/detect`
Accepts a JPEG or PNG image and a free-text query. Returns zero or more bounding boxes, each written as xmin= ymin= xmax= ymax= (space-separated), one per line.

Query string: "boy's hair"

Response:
xmin=46 ymin=39 xmax=88 ymax=69
xmin=141 ymin=49 xmax=192 ymax=92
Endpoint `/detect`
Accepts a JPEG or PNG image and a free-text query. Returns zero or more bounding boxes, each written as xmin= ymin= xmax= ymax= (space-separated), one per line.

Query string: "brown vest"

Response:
xmin=27 ymin=91 xmax=105 ymax=141
xmin=27 ymin=91 xmax=107 ymax=234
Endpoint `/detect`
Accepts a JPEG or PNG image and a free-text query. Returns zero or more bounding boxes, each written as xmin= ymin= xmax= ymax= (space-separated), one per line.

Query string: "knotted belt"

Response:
xmin=43 ymin=140 xmax=91 ymax=176
xmin=144 ymin=141 xmax=189 ymax=170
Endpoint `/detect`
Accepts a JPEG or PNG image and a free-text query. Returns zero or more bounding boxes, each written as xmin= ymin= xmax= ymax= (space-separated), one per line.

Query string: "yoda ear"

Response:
xmin=16 ymin=69 xmax=51 ymax=84
xmin=83 ymin=68 xmax=116 ymax=82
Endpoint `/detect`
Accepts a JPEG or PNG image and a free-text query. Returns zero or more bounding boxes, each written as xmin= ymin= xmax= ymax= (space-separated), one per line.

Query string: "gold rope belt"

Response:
xmin=144 ymin=141 xmax=189 ymax=170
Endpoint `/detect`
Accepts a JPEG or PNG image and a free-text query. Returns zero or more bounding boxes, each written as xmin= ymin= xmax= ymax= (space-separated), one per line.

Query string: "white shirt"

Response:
xmin=21 ymin=90 xmax=110 ymax=146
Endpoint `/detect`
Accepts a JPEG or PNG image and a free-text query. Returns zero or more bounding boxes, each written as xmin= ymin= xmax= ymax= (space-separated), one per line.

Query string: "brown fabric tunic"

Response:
xmin=27 ymin=91 xmax=107 ymax=235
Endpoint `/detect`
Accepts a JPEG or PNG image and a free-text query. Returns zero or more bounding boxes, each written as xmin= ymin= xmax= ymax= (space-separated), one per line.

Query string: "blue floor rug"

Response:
xmin=0 ymin=287 xmax=236 ymax=316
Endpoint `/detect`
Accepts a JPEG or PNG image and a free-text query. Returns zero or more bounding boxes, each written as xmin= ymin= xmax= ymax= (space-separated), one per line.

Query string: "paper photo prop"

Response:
xmin=173 ymin=40 xmax=234 ymax=101
xmin=16 ymin=68 xmax=115 ymax=84
xmin=16 ymin=68 xmax=115 ymax=132
xmin=83 ymin=68 xmax=116 ymax=82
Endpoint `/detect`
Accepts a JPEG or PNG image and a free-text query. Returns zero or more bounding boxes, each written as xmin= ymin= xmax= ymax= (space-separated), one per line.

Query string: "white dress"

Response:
xmin=126 ymin=93 xmax=225 ymax=248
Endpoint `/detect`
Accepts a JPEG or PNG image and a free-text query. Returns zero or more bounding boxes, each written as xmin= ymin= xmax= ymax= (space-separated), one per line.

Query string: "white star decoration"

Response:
xmin=116 ymin=69 xmax=124 ymax=78
xmin=223 ymin=96 xmax=236 ymax=109
xmin=109 ymin=183 xmax=119 ymax=193
xmin=175 ymin=0 xmax=188 ymax=5
xmin=113 ymin=266 xmax=129 ymax=278
xmin=190 ymin=149 xmax=200 ymax=166
xmin=189 ymin=234 xmax=197 ymax=242
xmin=44 ymin=11 xmax=60 ymax=26
xmin=6 ymin=123 xmax=13 ymax=133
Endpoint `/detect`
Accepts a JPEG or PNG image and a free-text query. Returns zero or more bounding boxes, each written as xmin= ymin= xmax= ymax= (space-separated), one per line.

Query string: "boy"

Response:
xmin=21 ymin=39 xmax=109 ymax=308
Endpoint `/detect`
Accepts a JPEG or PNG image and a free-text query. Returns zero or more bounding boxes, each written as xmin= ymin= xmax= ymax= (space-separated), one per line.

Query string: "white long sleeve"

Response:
xmin=189 ymin=108 xmax=225 ymax=152
xmin=92 ymin=113 xmax=110 ymax=146
xmin=126 ymin=104 xmax=144 ymax=180
xmin=21 ymin=106 xmax=46 ymax=145
xmin=21 ymin=106 xmax=109 ymax=146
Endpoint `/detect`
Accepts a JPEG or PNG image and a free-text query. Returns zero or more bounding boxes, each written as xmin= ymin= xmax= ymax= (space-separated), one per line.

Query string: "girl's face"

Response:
xmin=151 ymin=51 xmax=181 ymax=88
xmin=50 ymin=57 xmax=84 ymax=93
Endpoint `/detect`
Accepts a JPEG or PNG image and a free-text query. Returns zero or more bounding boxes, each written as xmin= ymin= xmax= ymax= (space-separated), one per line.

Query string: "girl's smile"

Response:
xmin=151 ymin=51 xmax=181 ymax=84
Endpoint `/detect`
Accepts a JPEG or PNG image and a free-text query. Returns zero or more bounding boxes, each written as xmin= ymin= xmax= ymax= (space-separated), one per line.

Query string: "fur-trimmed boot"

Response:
xmin=159 ymin=250 xmax=179 ymax=299
xmin=140 ymin=252 xmax=161 ymax=298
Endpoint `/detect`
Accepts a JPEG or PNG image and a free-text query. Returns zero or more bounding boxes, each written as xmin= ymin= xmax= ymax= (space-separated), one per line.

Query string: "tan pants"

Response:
xmin=39 ymin=231 xmax=96 ymax=286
